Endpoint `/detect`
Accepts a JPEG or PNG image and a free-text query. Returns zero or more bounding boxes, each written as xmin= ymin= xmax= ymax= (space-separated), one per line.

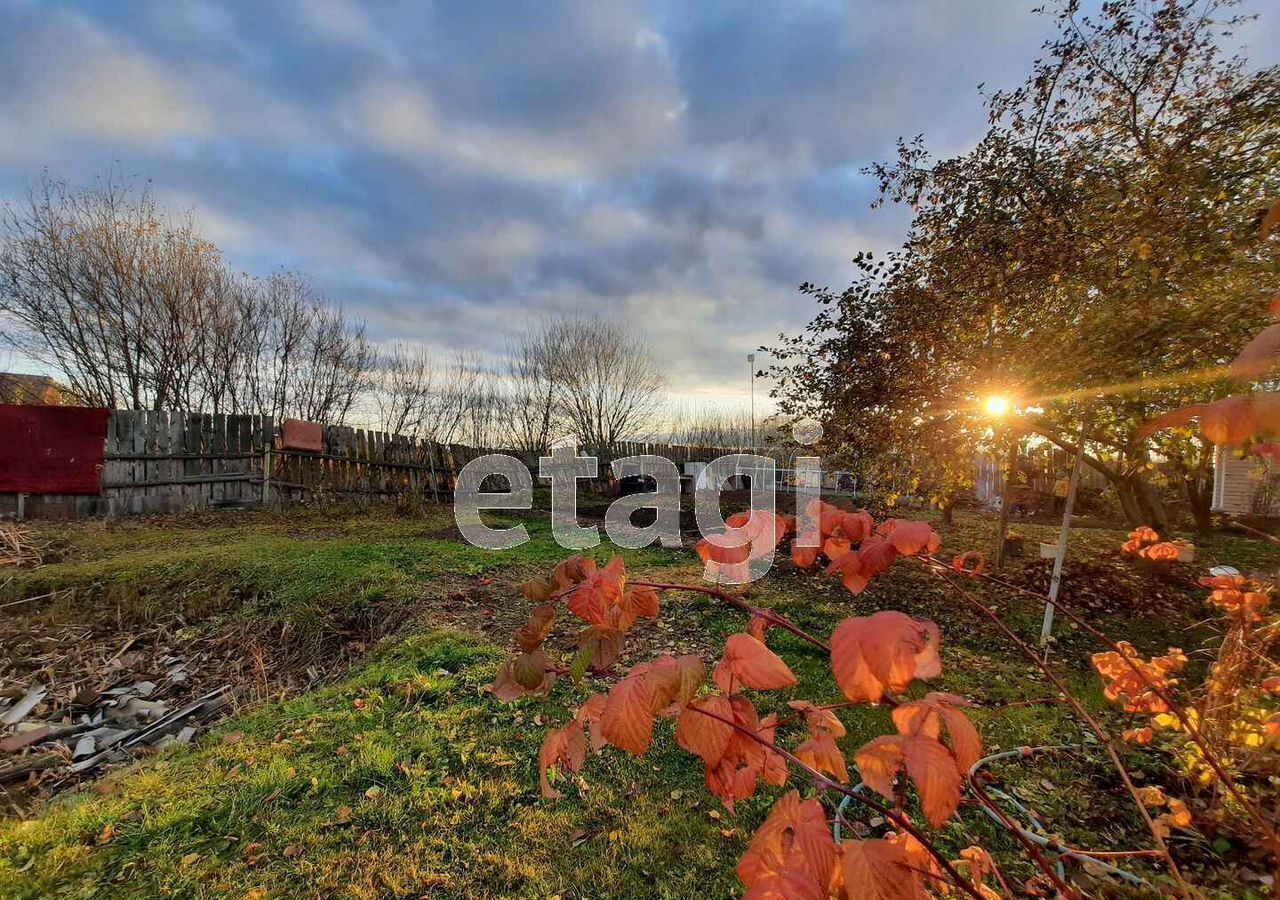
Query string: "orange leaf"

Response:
xmin=579 ymin=626 xmax=624 ymax=672
xmin=515 ymin=603 xmax=557 ymax=652
xmin=826 ymin=550 xmax=871 ymax=594
xmin=676 ymin=695 xmax=735 ymax=766
xmin=599 ymin=669 xmax=655 ymax=755
xmin=806 ymin=499 xmax=848 ymax=537
xmin=831 ymin=612 xmax=942 ymax=703
xmin=489 ymin=658 xmax=555 ymax=701
xmin=786 ymin=700 xmax=847 ymax=738
xmin=1138 ymin=394 xmax=1280 ymax=447
xmin=1231 ymin=323 xmax=1280 ymax=379
xmin=519 ymin=577 xmax=557 ymax=603
xmin=623 ymin=585 xmax=660 ymax=619
xmin=842 ymin=510 xmax=875 ymax=543
xmin=853 ymin=734 xmax=904 ymax=799
xmin=841 ymin=838 xmax=929 ymax=900
xmin=742 ymin=870 xmax=826 ymax=899
xmin=697 ymin=528 xmax=755 ymax=582
xmin=855 ymin=734 xmax=963 ymax=827
xmin=566 ymin=556 xmax=626 ymax=625
xmin=697 ymin=529 xmax=752 ymax=565
xmin=891 ymin=692 xmax=983 ymax=772
xmin=575 ymin=693 xmax=608 ymax=752
xmin=703 ymin=696 xmax=773 ymax=811
xmin=881 ymin=519 xmax=941 ymax=556
xmin=538 ymin=720 xmax=586 ymax=798
xmin=737 ymin=791 xmax=838 ymax=897
xmin=823 ymin=534 xmax=852 ymax=560
xmin=714 ymin=633 xmax=798 ymax=693
xmin=727 ymin=509 xmax=790 ymax=558
xmin=1123 ymin=727 xmax=1154 ymax=745
xmin=512 ymin=649 xmax=549 ymax=689
xmin=792 ymin=533 xmax=821 ymax=570
xmin=858 ymin=536 xmax=899 ymax=578
xmin=647 ymin=654 xmax=706 ymax=712
xmin=794 ymin=732 xmax=849 ymax=783
xmin=552 ymin=555 xmax=594 ymax=588
xmin=902 ymin=735 xmax=963 ymax=827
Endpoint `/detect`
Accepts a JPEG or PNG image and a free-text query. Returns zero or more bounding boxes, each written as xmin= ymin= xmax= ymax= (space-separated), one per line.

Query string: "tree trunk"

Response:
xmin=1030 ymin=423 xmax=1169 ymax=531
xmin=1116 ymin=476 xmax=1169 ymax=533
xmin=940 ymin=500 xmax=955 ymax=526
xmin=1185 ymin=473 xmax=1215 ymax=537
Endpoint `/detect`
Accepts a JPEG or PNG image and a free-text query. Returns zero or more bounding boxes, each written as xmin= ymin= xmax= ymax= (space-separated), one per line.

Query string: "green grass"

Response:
xmin=3 ymin=505 xmax=682 ymax=637
xmin=4 ymin=505 xmax=1280 ymax=897
xmin=0 ymin=630 xmax=742 ymax=899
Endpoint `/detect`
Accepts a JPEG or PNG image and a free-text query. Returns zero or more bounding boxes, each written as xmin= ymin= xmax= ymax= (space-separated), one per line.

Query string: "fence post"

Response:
xmin=15 ymin=493 xmax=25 ymax=521
xmin=262 ymin=446 xmax=273 ymax=509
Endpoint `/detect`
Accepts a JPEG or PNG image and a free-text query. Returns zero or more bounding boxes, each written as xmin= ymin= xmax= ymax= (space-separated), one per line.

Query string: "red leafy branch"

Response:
xmin=923 ymin=562 xmax=1193 ymax=898
xmin=686 ymin=701 xmax=988 ymax=900
xmin=926 ymin=554 xmax=1276 ymax=843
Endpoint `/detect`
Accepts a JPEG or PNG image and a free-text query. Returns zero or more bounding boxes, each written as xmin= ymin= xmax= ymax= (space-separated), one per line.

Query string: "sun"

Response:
xmin=984 ymin=395 xmax=1011 ymax=417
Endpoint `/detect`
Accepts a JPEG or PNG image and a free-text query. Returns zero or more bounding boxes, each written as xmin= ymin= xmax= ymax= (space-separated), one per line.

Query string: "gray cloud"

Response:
xmin=2 ymin=0 xmax=1276 ymax=410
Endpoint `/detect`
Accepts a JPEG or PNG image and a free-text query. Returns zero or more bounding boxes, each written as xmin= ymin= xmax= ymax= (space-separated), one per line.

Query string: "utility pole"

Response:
xmin=747 ymin=352 xmax=756 ymax=450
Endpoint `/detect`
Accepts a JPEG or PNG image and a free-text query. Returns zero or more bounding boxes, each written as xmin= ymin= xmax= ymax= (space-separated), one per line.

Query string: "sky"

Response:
xmin=1 ymin=0 xmax=1277 ymax=414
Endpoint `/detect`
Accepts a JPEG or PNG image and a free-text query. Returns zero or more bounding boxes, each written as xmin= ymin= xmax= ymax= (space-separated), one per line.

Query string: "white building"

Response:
xmin=1212 ymin=445 xmax=1280 ymax=516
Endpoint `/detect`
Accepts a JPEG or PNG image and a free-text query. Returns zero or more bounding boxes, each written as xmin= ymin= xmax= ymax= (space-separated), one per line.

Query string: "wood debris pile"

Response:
xmin=0 ymin=640 xmax=231 ymax=798
xmin=0 ymin=524 xmax=43 ymax=568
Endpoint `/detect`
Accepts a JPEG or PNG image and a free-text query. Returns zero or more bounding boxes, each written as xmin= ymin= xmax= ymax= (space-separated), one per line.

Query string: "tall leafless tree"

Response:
xmin=501 ymin=322 xmax=564 ymax=454
xmin=372 ymin=342 xmax=437 ymax=438
xmin=0 ymin=173 xmax=372 ymax=423
xmin=549 ymin=316 xmax=663 ymax=456
xmin=665 ymin=400 xmax=757 ymax=449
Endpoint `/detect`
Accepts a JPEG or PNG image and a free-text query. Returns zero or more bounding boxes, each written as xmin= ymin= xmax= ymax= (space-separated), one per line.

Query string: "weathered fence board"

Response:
xmin=4 ymin=406 xmax=789 ymax=520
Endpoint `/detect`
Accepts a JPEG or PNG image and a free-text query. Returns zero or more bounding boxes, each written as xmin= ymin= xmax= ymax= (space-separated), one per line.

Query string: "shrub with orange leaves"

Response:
xmin=489 ymin=509 xmax=993 ymax=898
xmin=1091 ymin=642 xmax=1187 ymax=714
xmin=1121 ymin=525 xmax=1162 ymax=556
xmin=498 ymin=502 xmax=1280 ymax=896
xmin=1138 ymin=541 xmax=1181 ymax=562
xmin=1100 ymin=557 xmax=1280 ymax=851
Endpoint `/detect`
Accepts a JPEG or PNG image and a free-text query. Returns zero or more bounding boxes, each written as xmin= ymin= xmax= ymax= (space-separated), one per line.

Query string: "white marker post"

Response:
xmin=1041 ymin=413 xmax=1092 ymax=649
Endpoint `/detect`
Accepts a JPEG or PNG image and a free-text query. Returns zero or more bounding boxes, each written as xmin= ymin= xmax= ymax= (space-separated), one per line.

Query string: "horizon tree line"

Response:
xmin=0 ymin=172 xmax=767 ymax=456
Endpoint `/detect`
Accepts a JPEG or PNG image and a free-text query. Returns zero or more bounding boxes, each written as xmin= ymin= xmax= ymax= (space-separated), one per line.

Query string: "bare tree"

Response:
xmin=501 ymin=322 xmax=563 ymax=454
xmin=0 ymin=173 xmax=373 ymax=423
xmin=666 ymin=400 xmax=756 ymax=449
xmin=372 ymin=342 xmax=436 ymax=437
xmin=0 ymin=174 xmax=222 ymax=409
xmin=550 ymin=316 xmax=663 ymax=456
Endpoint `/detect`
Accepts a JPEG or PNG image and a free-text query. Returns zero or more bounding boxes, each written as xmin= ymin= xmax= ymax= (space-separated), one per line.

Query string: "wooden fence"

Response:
xmin=0 ymin=409 xmax=750 ymax=520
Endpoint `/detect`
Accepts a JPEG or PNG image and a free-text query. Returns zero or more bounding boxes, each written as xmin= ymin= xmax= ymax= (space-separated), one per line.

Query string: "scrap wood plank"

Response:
xmin=0 ymin=752 xmax=60 ymax=782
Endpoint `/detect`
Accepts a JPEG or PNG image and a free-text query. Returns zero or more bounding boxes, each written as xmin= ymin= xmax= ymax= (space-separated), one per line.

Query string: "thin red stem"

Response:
xmin=928 ymin=566 xmax=1192 ymax=898
xmin=922 ymin=554 xmax=1271 ymax=837
xmin=964 ymin=772 xmax=1080 ymax=898
xmin=687 ymin=703 xmax=988 ymax=900
xmin=631 ymin=580 xmax=831 ymax=653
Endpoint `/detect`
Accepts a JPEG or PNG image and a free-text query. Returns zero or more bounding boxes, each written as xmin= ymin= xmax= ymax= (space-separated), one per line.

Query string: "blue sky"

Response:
xmin=2 ymin=0 xmax=1277 ymax=409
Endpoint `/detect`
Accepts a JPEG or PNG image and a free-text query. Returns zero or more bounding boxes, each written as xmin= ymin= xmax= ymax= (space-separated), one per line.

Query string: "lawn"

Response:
xmin=3 ymin=503 xmax=1278 ymax=898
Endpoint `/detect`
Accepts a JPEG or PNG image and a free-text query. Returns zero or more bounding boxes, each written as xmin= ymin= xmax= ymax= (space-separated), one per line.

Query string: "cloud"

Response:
xmin=1 ymin=0 xmax=1277 ymax=412
xmin=0 ymin=5 xmax=210 ymax=155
